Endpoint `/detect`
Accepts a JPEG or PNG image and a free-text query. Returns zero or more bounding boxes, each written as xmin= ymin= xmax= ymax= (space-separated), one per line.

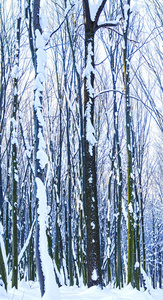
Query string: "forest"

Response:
xmin=0 ymin=0 xmax=162 ymax=298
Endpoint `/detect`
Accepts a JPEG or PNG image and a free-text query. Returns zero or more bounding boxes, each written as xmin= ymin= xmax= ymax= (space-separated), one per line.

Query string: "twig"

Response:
xmin=45 ymin=4 xmax=75 ymax=46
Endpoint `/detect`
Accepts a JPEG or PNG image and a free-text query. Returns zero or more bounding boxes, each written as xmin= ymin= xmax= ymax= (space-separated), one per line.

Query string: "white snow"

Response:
xmin=83 ymin=42 xmax=97 ymax=155
xmin=40 ymin=14 xmax=48 ymax=31
xmin=11 ymin=65 xmax=19 ymax=79
xmin=85 ymin=101 xmax=96 ymax=156
xmin=35 ymin=29 xmax=45 ymax=49
xmin=91 ymin=222 xmax=95 ymax=229
xmin=0 ymin=282 xmax=163 ymax=300
xmin=14 ymin=171 xmax=18 ymax=182
xmin=91 ymin=269 xmax=98 ymax=281
xmin=98 ymin=15 xmax=121 ymax=27
xmin=92 ymin=197 xmax=95 ymax=202
xmin=37 ymin=129 xmax=48 ymax=168
xmin=37 ymin=150 xmax=48 ymax=169
xmin=36 ymin=177 xmax=61 ymax=300
xmin=33 ymin=75 xmax=44 ymax=92
xmin=88 ymin=175 xmax=93 ymax=183
xmin=38 ymin=129 xmax=46 ymax=151
xmin=34 ymin=28 xmax=47 ymax=130
xmin=11 ymin=118 xmax=18 ymax=146
xmin=135 ymin=261 xmax=140 ymax=269
xmin=130 ymin=173 xmax=134 ymax=180
xmin=0 ymin=222 xmax=3 ymax=234
xmin=37 ymin=48 xmax=47 ymax=75
xmin=36 ymin=107 xmax=46 ymax=127
xmin=83 ymin=43 xmax=95 ymax=98
xmin=128 ymin=202 xmax=133 ymax=214
xmin=127 ymin=143 xmax=131 ymax=151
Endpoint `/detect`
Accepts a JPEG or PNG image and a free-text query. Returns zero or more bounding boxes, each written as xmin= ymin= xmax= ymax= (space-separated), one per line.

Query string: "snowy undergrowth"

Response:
xmin=0 ymin=281 xmax=163 ymax=300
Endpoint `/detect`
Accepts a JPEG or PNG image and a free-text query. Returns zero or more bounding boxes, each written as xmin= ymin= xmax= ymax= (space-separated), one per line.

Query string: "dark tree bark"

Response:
xmin=11 ymin=1 xmax=21 ymax=288
xmin=83 ymin=1 xmax=102 ymax=287
xmin=82 ymin=0 xmax=119 ymax=287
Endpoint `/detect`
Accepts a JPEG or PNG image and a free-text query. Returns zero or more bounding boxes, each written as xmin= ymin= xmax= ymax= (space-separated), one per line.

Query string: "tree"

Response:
xmin=82 ymin=0 xmax=119 ymax=287
xmin=0 ymin=3 xmax=7 ymax=290
xmin=120 ymin=0 xmax=135 ymax=287
xmin=11 ymin=0 xmax=21 ymax=288
xmin=26 ymin=0 xmax=61 ymax=297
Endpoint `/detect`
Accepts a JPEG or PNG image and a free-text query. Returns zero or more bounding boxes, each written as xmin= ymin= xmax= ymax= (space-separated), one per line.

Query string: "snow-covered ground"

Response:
xmin=0 ymin=281 xmax=163 ymax=300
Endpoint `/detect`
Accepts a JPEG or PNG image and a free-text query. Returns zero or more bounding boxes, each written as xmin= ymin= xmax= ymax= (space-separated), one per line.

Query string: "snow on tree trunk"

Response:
xmin=83 ymin=13 xmax=102 ymax=287
xmin=33 ymin=1 xmax=61 ymax=298
xmin=11 ymin=0 xmax=21 ymax=288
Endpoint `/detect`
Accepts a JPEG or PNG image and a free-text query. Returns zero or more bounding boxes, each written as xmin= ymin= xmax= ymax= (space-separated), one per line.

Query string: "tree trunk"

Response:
xmin=11 ymin=1 xmax=21 ymax=288
xmin=83 ymin=18 xmax=102 ymax=288
xmin=121 ymin=0 xmax=135 ymax=287
xmin=33 ymin=0 xmax=45 ymax=295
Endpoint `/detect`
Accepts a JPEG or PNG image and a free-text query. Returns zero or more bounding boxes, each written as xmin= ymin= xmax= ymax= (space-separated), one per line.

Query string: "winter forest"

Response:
xmin=0 ymin=0 xmax=163 ymax=299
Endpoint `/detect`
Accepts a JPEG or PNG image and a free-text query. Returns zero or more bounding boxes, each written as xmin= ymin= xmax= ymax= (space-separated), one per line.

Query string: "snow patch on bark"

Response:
xmin=91 ymin=269 xmax=98 ymax=281
xmin=36 ymin=178 xmax=61 ymax=300
xmin=83 ymin=43 xmax=95 ymax=98
xmin=85 ymin=101 xmax=96 ymax=156
xmin=128 ymin=202 xmax=133 ymax=214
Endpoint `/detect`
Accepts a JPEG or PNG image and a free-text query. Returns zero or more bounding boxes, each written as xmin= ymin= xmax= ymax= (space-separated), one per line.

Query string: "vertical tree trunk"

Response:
xmin=83 ymin=17 xmax=102 ymax=288
xmin=139 ymin=172 xmax=146 ymax=273
xmin=0 ymin=3 xmax=5 ymax=223
xmin=54 ymin=51 xmax=63 ymax=278
xmin=66 ymin=99 xmax=73 ymax=286
xmin=121 ymin=0 xmax=135 ymax=287
xmin=134 ymin=184 xmax=141 ymax=290
xmin=152 ymin=209 xmax=156 ymax=289
xmin=66 ymin=15 xmax=87 ymax=284
xmin=110 ymin=44 xmax=123 ymax=288
xmin=82 ymin=0 xmax=117 ymax=287
xmin=11 ymin=1 xmax=21 ymax=288
xmin=0 ymin=227 xmax=7 ymax=290
xmin=32 ymin=2 xmax=61 ymax=298
xmin=33 ymin=0 xmax=45 ymax=295
xmin=28 ymin=171 xmax=35 ymax=281
xmin=0 ymin=6 xmax=7 ymax=290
